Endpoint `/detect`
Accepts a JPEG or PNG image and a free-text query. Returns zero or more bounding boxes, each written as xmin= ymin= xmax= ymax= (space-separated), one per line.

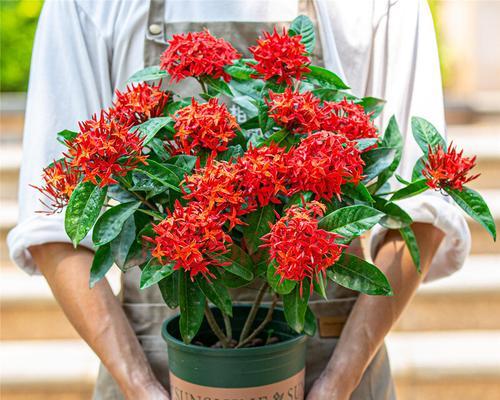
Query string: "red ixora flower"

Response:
xmin=266 ymin=88 xmax=323 ymax=134
xmin=148 ymin=201 xmax=232 ymax=279
xmin=236 ymin=144 xmax=289 ymax=209
xmin=249 ymin=27 xmax=310 ymax=84
xmin=182 ymin=159 xmax=247 ymax=229
xmin=287 ymin=130 xmax=364 ymax=200
xmin=113 ymin=82 xmax=169 ymax=125
xmin=160 ymin=29 xmax=240 ymax=83
xmin=261 ymin=201 xmax=345 ymax=290
xmin=67 ymin=112 xmax=147 ymax=187
xmin=31 ymin=160 xmax=81 ymax=213
xmin=320 ymin=99 xmax=378 ymax=141
xmin=170 ymin=98 xmax=239 ymax=156
xmin=423 ymin=143 xmax=479 ymax=191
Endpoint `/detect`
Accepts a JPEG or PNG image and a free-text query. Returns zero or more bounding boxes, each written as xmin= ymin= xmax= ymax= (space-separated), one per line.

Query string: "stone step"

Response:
xmin=1 ymin=332 xmax=499 ymax=400
xmin=1 ymin=256 xmax=498 ymax=340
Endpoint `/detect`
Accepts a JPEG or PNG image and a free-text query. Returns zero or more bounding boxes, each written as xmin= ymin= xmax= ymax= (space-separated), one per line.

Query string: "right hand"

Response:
xmin=125 ymin=379 xmax=170 ymax=400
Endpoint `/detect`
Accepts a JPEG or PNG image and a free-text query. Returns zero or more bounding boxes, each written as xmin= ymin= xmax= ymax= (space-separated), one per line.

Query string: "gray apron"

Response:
xmin=93 ymin=1 xmax=396 ymax=398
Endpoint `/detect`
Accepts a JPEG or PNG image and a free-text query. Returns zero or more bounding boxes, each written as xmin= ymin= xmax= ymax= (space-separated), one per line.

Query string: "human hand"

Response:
xmin=306 ymin=373 xmax=351 ymax=400
xmin=124 ymin=379 xmax=170 ymax=400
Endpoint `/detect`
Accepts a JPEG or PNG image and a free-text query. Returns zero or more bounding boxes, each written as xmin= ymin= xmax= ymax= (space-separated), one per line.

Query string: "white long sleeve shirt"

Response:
xmin=8 ymin=0 xmax=471 ymax=282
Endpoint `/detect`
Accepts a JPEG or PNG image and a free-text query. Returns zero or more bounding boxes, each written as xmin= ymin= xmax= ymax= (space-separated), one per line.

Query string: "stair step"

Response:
xmin=396 ymin=255 xmax=500 ymax=331
xmin=387 ymin=331 xmax=500 ymax=400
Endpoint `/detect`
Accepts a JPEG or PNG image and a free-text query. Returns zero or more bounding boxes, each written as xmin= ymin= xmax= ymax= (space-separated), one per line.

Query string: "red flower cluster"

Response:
xmin=236 ymin=144 xmax=289 ymax=209
xmin=249 ymin=28 xmax=310 ymax=84
xmin=32 ymin=160 xmax=81 ymax=213
xmin=287 ymin=131 xmax=364 ymax=200
xmin=68 ymin=112 xmax=147 ymax=186
xmin=171 ymin=98 xmax=239 ymax=156
xmin=320 ymin=99 xmax=378 ymax=141
xmin=261 ymin=201 xmax=344 ymax=287
xmin=266 ymin=89 xmax=323 ymax=134
xmin=113 ymin=82 xmax=169 ymax=124
xmin=160 ymin=29 xmax=240 ymax=83
xmin=149 ymin=201 xmax=232 ymax=279
xmin=423 ymin=144 xmax=479 ymax=191
xmin=183 ymin=159 xmax=247 ymax=229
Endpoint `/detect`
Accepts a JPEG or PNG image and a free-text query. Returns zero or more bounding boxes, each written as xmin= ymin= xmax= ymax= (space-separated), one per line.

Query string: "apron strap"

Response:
xmin=146 ymin=0 xmax=167 ymax=44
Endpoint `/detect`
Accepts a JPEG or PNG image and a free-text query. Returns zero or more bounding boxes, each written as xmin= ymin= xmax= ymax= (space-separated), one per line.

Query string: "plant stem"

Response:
xmin=238 ymin=281 xmax=268 ymax=345
xmin=223 ymin=313 xmax=232 ymax=342
xmin=204 ymin=303 xmax=229 ymax=348
xmin=235 ymin=294 xmax=278 ymax=349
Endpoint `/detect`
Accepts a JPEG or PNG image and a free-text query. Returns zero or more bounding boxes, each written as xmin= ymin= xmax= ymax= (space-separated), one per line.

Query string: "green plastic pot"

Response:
xmin=162 ymin=305 xmax=307 ymax=399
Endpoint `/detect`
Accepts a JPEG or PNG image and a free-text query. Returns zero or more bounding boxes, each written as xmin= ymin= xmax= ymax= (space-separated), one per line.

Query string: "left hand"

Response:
xmin=306 ymin=374 xmax=351 ymax=400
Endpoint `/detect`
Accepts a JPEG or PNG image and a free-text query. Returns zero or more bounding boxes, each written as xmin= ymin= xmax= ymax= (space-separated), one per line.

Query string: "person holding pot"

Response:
xmin=8 ymin=0 xmax=470 ymax=399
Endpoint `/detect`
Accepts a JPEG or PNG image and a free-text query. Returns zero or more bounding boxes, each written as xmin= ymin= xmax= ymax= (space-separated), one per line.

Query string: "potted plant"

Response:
xmin=34 ymin=16 xmax=495 ymax=399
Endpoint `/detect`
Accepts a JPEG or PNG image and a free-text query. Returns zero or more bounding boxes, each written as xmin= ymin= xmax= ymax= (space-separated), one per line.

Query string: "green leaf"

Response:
xmin=140 ymin=259 xmax=174 ymax=289
xmin=267 ymin=262 xmax=296 ymax=295
xmin=197 ymin=277 xmax=232 ymax=317
xmin=257 ymin=129 xmax=289 ymax=148
xmin=214 ymin=243 xmax=254 ymax=281
xmin=217 ymin=145 xmax=244 ymax=162
xmin=356 ymin=97 xmax=385 ymax=118
xmin=224 ymin=58 xmax=255 ymax=80
xmin=148 ymin=138 xmax=171 ymax=162
xmin=375 ymin=199 xmax=413 ymax=229
xmin=221 ymin=271 xmax=250 ymax=288
xmin=327 ymin=254 xmax=393 ymax=296
xmin=65 ymin=181 xmax=107 ymax=247
xmin=318 ymin=205 xmax=384 ymax=242
xmin=283 ymin=284 xmax=310 ymax=333
xmin=179 ymin=272 xmax=206 ymax=344
xmin=411 ymin=117 xmax=446 ymax=154
xmin=158 ymin=271 xmax=180 ymax=309
xmin=243 ymin=205 xmax=275 ymax=254
xmin=313 ymin=273 xmax=327 ymax=299
xmin=92 ymin=201 xmax=141 ymax=246
xmin=355 ymin=138 xmax=378 ymax=152
xmin=376 ymin=117 xmax=403 ymax=190
xmin=167 ymin=155 xmax=197 ymax=173
xmin=136 ymin=160 xmax=182 ymax=192
xmin=289 ymin=15 xmax=316 ymax=54
xmin=258 ymin=100 xmax=274 ymax=134
xmin=135 ymin=117 xmax=174 ymax=144
xmin=362 ymin=147 xmax=396 ymax=183
xmin=303 ymin=307 xmax=317 ymax=336
xmin=203 ymin=76 xmax=233 ymax=97
xmin=57 ymin=129 xmax=78 ymax=144
xmin=110 ymin=215 xmax=136 ymax=269
xmin=342 ymin=183 xmax=374 ymax=205
xmin=128 ymin=65 xmax=168 ymax=83
xmin=399 ymin=226 xmax=421 ymax=273
xmin=89 ymin=244 xmax=114 ymax=288
xmin=390 ymin=179 xmax=428 ymax=201
xmin=311 ymin=88 xmax=356 ymax=102
xmin=240 ymin=116 xmax=259 ymax=130
xmin=446 ymin=186 xmax=497 ymax=241
xmin=304 ymin=65 xmax=349 ymax=90
xmin=412 ymin=156 xmax=426 ymax=181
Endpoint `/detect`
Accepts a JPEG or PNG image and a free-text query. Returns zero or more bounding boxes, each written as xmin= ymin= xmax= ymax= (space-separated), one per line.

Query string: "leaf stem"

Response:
xmin=238 ymin=281 xmax=268 ymax=344
xmin=223 ymin=313 xmax=232 ymax=342
xmin=204 ymin=303 xmax=229 ymax=348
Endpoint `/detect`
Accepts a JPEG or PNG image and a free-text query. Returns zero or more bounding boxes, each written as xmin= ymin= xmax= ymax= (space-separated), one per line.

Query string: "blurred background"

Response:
xmin=0 ymin=1 xmax=499 ymax=399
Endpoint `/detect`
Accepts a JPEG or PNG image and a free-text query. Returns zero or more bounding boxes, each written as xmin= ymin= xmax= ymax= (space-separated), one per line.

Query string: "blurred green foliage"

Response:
xmin=0 ymin=0 xmax=43 ymax=92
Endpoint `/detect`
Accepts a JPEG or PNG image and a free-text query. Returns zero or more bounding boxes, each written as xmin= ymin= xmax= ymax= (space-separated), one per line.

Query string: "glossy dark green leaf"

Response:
xmin=355 ymin=138 xmax=378 ymax=151
xmin=376 ymin=117 xmax=403 ymax=190
xmin=224 ymin=58 xmax=255 ymax=80
xmin=318 ymin=205 xmax=383 ymax=241
xmin=399 ymin=225 xmax=421 ymax=273
xmin=167 ymin=155 xmax=197 ymax=173
xmin=411 ymin=117 xmax=446 ymax=154
xmin=136 ymin=160 xmax=182 ymax=192
xmin=158 ymin=270 xmax=180 ymax=309
xmin=267 ymin=262 xmax=296 ymax=295
xmin=257 ymin=129 xmax=289 ymax=148
xmin=303 ymin=307 xmax=317 ymax=336
xmin=89 ymin=244 xmax=114 ymax=288
xmin=390 ymin=179 xmax=428 ymax=201
xmin=313 ymin=273 xmax=327 ymax=299
xmin=214 ymin=243 xmax=254 ymax=280
xmin=342 ymin=183 xmax=374 ymax=205
xmin=311 ymin=88 xmax=356 ymax=102
xmin=446 ymin=186 xmax=496 ymax=241
xmin=412 ymin=156 xmax=426 ymax=181
xmin=258 ymin=100 xmax=274 ymax=134
xmin=135 ymin=117 xmax=174 ymax=144
xmin=140 ymin=259 xmax=174 ymax=289
xmin=65 ymin=181 xmax=107 ymax=247
xmin=283 ymin=284 xmax=310 ymax=333
xmin=203 ymin=76 xmax=233 ymax=97
xmin=289 ymin=15 xmax=316 ymax=54
xmin=92 ymin=201 xmax=141 ymax=246
xmin=304 ymin=65 xmax=349 ymax=90
xmin=376 ymin=199 xmax=413 ymax=229
xmin=179 ymin=272 xmax=206 ymax=344
xmin=362 ymin=147 xmax=396 ymax=183
xmin=148 ymin=138 xmax=171 ymax=162
xmin=356 ymin=97 xmax=385 ymax=118
xmin=239 ymin=116 xmax=259 ymax=130
xmin=243 ymin=205 xmax=275 ymax=254
xmin=217 ymin=145 xmax=244 ymax=162
xmin=57 ymin=129 xmax=78 ymax=144
xmin=110 ymin=215 xmax=136 ymax=270
xmin=197 ymin=277 xmax=232 ymax=317
xmin=327 ymin=254 xmax=393 ymax=296
xmin=128 ymin=65 xmax=168 ymax=83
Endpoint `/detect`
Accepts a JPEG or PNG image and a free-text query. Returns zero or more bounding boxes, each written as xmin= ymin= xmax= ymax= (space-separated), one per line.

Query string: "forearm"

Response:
xmin=30 ymin=242 xmax=164 ymax=399
xmin=323 ymin=223 xmax=444 ymax=395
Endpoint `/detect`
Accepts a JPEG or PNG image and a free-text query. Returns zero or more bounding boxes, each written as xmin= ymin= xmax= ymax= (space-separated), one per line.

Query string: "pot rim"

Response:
xmin=162 ymin=304 xmax=307 ymax=356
